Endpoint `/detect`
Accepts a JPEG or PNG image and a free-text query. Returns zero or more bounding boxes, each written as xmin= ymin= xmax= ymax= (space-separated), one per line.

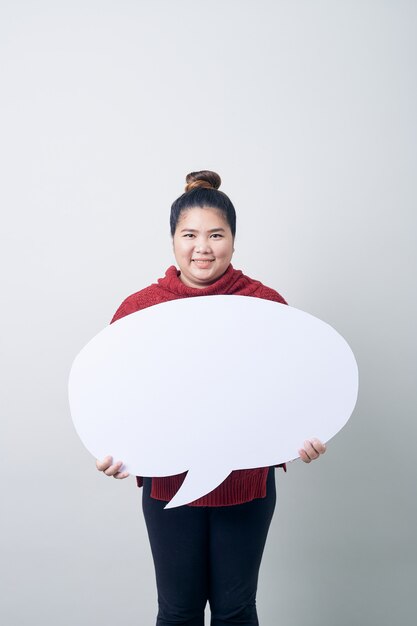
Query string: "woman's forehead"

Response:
xmin=177 ymin=206 xmax=229 ymax=227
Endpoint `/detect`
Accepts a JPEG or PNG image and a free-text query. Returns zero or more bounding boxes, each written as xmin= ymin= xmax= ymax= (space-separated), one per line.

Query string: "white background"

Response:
xmin=1 ymin=1 xmax=416 ymax=625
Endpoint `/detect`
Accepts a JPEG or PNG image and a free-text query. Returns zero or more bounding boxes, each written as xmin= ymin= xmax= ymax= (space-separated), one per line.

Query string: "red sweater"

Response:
xmin=111 ymin=264 xmax=288 ymax=506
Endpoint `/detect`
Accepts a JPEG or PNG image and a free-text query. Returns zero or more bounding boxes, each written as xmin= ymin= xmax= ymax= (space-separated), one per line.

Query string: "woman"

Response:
xmin=96 ymin=170 xmax=326 ymax=626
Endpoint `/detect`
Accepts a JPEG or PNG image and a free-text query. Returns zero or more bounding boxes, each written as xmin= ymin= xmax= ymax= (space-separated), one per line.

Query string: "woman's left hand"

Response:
xmin=298 ymin=438 xmax=327 ymax=463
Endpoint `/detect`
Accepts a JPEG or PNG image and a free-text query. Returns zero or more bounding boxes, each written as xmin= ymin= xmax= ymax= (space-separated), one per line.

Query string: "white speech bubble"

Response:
xmin=69 ymin=296 xmax=358 ymax=508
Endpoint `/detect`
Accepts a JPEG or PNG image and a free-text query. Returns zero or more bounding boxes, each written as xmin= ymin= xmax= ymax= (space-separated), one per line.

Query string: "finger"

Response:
xmin=113 ymin=471 xmax=130 ymax=480
xmin=96 ymin=455 xmax=113 ymax=472
xmin=310 ymin=438 xmax=327 ymax=454
xmin=298 ymin=448 xmax=311 ymax=463
xmin=303 ymin=440 xmax=320 ymax=460
xmin=103 ymin=461 xmax=123 ymax=476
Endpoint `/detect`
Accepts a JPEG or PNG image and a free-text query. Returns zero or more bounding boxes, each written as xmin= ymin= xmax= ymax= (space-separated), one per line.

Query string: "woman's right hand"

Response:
xmin=96 ymin=455 xmax=130 ymax=479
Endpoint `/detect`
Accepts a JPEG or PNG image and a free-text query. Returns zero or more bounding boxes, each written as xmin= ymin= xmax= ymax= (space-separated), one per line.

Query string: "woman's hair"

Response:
xmin=170 ymin=170 xmax=236 ymax=237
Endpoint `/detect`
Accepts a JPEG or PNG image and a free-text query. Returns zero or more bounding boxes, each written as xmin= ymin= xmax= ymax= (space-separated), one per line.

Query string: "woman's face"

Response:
xmin=173 ymin=207 xmax=234 ymax=289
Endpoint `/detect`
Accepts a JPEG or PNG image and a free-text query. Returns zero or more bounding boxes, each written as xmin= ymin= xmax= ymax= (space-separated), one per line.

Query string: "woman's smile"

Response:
xmin=192 ymin=258 xmax=215 ymax=268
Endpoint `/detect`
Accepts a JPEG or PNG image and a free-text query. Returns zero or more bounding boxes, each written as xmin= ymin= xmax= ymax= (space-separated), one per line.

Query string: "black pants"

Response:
xmin=142 ymin=468 xmax=276 ymax=626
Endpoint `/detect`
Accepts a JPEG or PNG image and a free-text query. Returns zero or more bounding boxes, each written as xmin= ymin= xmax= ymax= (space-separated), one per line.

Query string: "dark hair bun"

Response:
xmin=185 ymin=170 xmax=221 ymax=193
xmin=171 ymin=169 xmax=235 ymax=237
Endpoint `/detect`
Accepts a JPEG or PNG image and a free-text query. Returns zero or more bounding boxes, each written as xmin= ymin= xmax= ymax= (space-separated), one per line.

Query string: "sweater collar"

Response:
xmin=156 ymin=264 xmax=262 ymax=297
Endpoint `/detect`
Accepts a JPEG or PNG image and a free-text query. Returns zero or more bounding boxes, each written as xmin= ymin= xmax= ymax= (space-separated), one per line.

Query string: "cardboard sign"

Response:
xmin=69 ymin=296 xmax=358 ymax=507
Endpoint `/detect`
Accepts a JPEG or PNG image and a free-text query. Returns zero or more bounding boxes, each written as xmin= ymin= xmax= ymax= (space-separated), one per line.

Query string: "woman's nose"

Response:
xmin=194 ymin=238 xmax=212 ymax=253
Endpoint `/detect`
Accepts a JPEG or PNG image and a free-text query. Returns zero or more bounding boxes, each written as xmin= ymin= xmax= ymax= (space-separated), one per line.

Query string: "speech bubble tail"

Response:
xmin=164 ymin=467 xmax=232 ymax=509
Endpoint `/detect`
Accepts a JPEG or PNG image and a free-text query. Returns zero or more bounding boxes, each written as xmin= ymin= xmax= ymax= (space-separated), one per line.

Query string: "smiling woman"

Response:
xmin=95 ymin=170 xmax=326 ymax=626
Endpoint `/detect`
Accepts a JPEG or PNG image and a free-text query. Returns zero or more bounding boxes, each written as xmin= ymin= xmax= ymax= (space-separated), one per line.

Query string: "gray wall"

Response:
xmin=1 ymin=1 xmax=415 ymax=624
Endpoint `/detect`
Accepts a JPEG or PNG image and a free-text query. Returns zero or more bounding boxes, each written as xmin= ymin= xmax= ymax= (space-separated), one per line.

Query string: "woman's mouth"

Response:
xmin=192 ymin=259 xmax=215 ymax=268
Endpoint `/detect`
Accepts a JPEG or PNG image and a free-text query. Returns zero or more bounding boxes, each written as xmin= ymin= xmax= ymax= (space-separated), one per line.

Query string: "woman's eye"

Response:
xmin=183 ymin=233 xmax=195 ymax=238
xmin=211 ymin=234 xmax=223 ymax=239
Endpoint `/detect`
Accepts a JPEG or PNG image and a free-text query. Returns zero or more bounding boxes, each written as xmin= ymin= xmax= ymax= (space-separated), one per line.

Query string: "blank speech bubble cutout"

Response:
xmin=69 ymin=296 xmax=358 ymax=508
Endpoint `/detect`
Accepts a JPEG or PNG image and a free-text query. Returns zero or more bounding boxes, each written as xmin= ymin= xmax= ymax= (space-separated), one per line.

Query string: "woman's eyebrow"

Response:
xmin=180 ymin=227 xmax=226 ymax=233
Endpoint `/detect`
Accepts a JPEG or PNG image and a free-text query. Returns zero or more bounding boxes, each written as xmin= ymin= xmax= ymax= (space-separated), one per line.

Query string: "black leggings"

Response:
xmin=142 ymin=468 xmax=276 ymax=626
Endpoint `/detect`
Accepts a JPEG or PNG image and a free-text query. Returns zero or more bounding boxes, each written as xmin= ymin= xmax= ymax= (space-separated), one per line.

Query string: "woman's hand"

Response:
xmin=96 ymin=455 xmax=130 ymax=479
xmin=298 ymin=438 xmax=327 ymax=463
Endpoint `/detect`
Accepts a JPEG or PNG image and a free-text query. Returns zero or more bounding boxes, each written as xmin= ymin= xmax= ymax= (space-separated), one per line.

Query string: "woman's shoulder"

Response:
xmin=255 ymin=283 xmax=288 ymax=305
xmin=238 ymin=269 xmax=288 ymax=305
xmin=110 ymin=268 xmax=176 ymax=324
xmin=110 ymin=287 xmax=155 ymax=324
